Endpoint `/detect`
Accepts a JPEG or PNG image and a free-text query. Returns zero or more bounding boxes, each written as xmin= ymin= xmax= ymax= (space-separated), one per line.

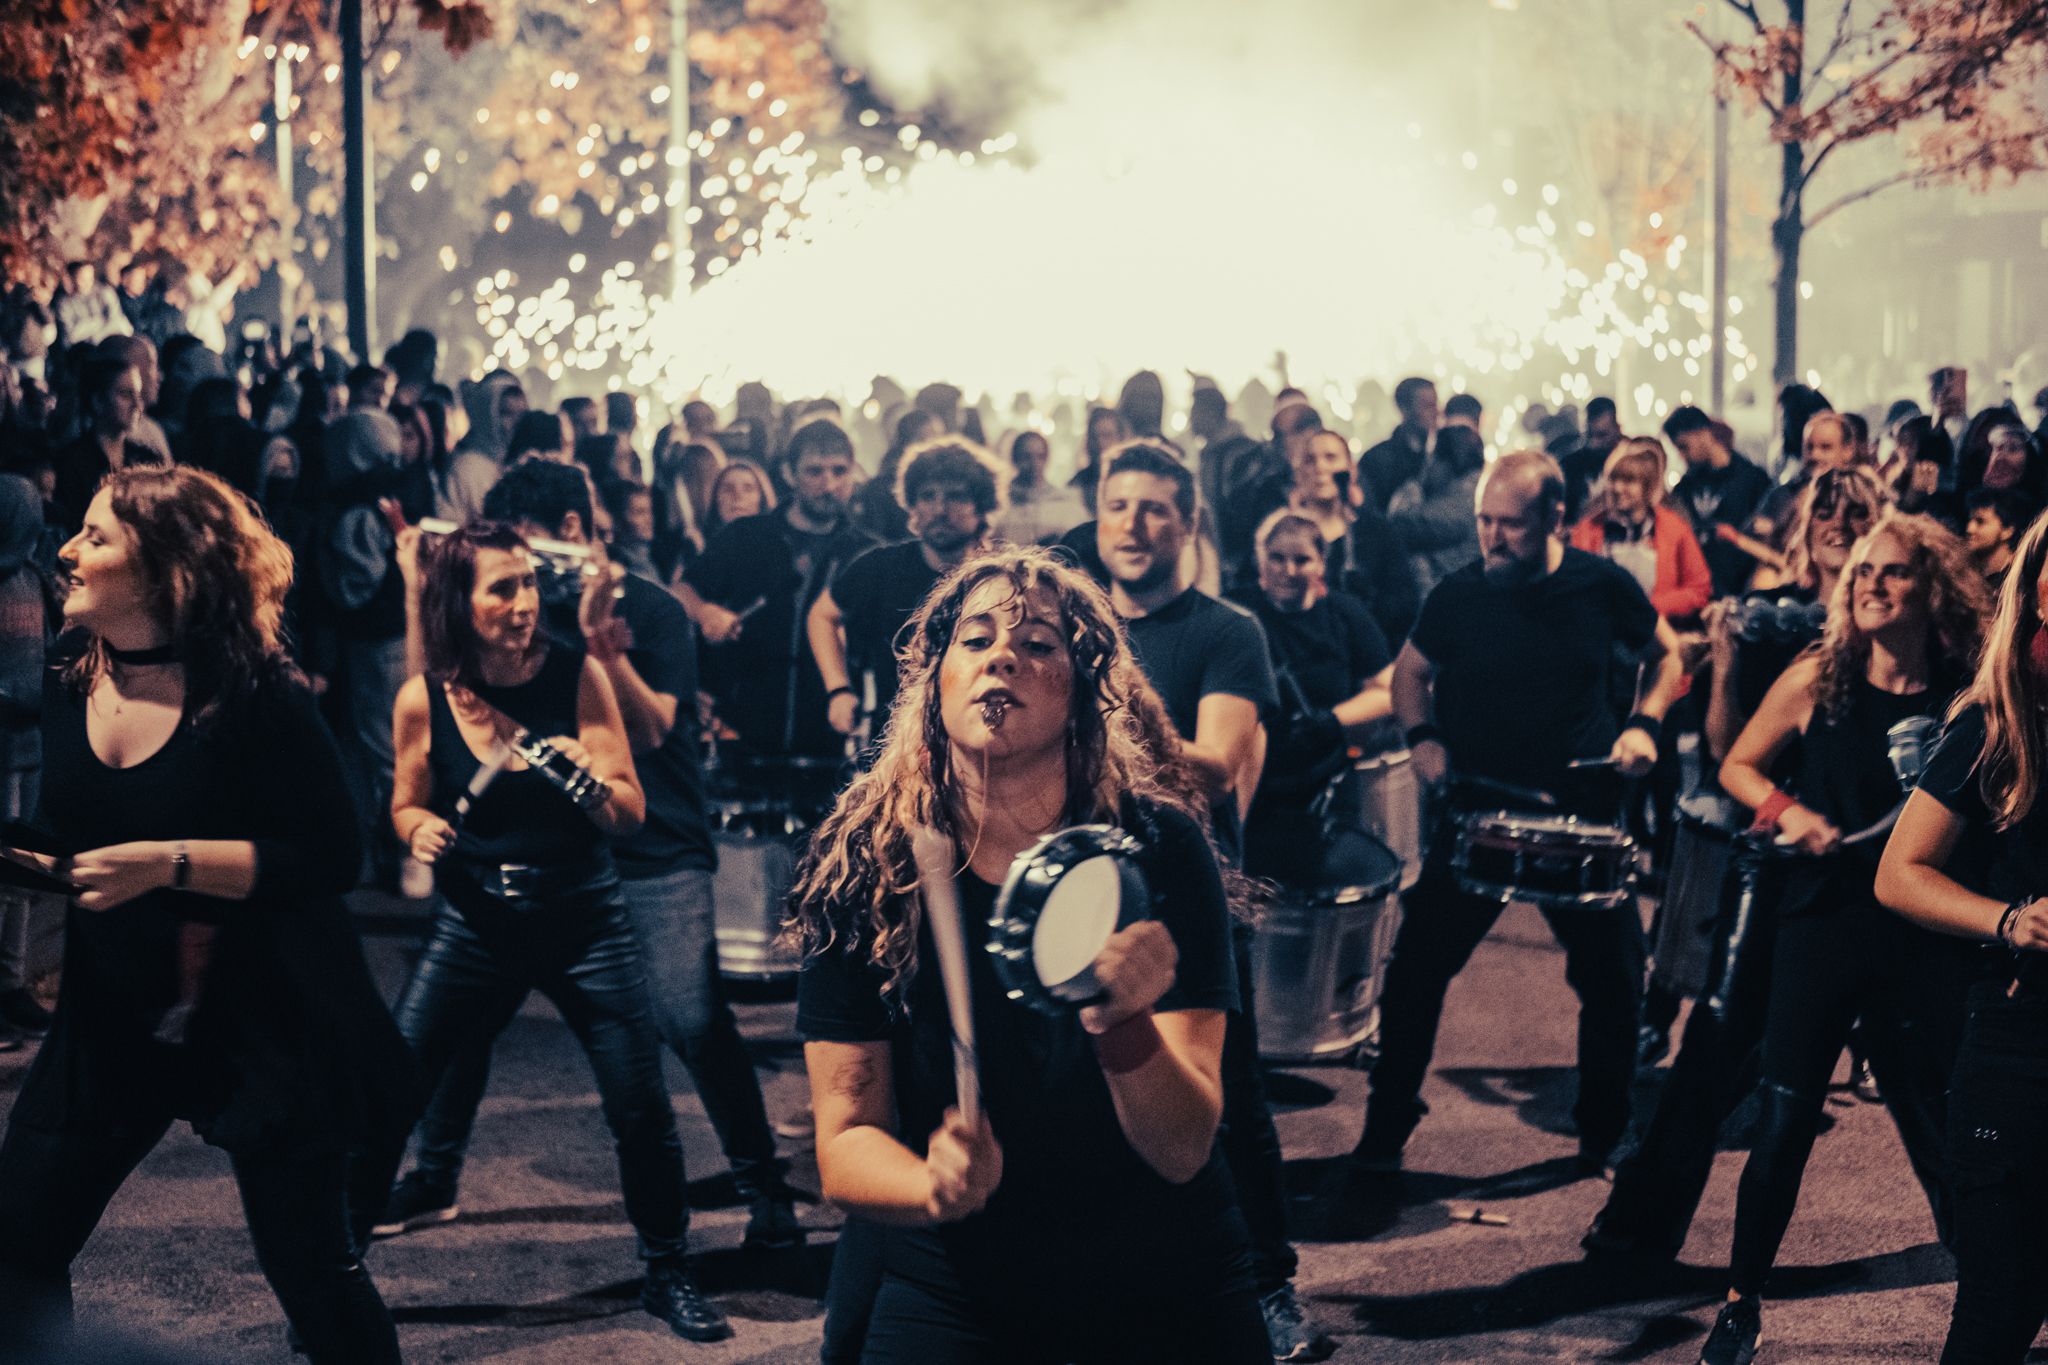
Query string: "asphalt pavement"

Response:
xmin=0 ymin=894 xmax=1979 ymax=1362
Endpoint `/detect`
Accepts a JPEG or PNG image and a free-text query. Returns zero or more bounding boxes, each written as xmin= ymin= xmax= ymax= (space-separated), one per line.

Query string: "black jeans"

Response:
xmin=404 ymin=867 xmax=781 ymax=1200
xmin=1940 ymin=981 xmax=2048 ymax=1363
xmin=1221 ymin=920 xmax=1297 ymax=1295
xmin=1362 ymin=809 xmax=1645 ymax=1160
xmin=1725 ymin=905 xmax=1972 ymax=1297
xmin=0 ymin=1118 xmax=398 ymax=1363
xmin=351 ymin=867 xmax=689 ymax=1260
xmin=1597 ymin=846 xmax=1781 ymax=1256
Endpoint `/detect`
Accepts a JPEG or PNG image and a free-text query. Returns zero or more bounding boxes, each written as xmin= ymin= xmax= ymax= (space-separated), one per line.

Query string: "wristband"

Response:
xmin=1405 ymin=723 xmax=1446 ymax=750
xmin=826 ymin=686 xmax=858 ymax=704
xmin=170 ymin=842 xmax=190 ymax=891
xmin=1092 ymin=1011 xmax=1163 ymax=1075
xmin=1999 ymin=898 xmax=2031 ymax=947
xmin=1750 ymin=791 xmax=1795 ymax=833
xmin=1622 ymin=713 xmax=1663 ymax=747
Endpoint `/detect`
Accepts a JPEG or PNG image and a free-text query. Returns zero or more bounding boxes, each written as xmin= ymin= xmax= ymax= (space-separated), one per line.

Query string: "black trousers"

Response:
xmin=1362 ymin=811 xmax=1645 ymax=1161
xmin=819 ymin=932 xmax=1296 ymax=1365
xmin=1597 ymin=848 xmax=1780 ymax=1256
xmin=1941 ymin=980 xmax=2048 ymax=1363
xmin=1725 ymin=905 xmax=1973 ymax=1297
xmin=0 ymin=1116 xmax=399 ymax=1364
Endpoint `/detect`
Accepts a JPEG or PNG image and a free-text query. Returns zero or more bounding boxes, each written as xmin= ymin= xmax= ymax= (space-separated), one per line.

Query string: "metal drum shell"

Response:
xmin=1325 ymin=749 xmax=1424 ymax=891
xmin=986 ymin=824 xmax=1149 ymax=1015
xmin=1452 ymin=811 xmax=1637 ymax=911
xmin=1250 ymin=829 xmax=1403 ymax=1064
xmin=710 ymin=797 xmax=806 ymax=982
xmin=1653 ymin=804 xmax=1741 ymax=998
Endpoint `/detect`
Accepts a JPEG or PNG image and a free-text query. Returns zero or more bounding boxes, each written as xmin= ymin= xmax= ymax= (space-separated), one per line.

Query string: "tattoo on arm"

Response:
xmin=832 ymin=1048 xmax=882 ymax=1103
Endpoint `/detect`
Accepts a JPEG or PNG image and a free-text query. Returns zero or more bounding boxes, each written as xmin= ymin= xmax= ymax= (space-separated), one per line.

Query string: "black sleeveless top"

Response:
xmin=428 ymin=642 xmax=605 ymax=867
xmin=1784 ymin=671 xmax=1953 ymax=916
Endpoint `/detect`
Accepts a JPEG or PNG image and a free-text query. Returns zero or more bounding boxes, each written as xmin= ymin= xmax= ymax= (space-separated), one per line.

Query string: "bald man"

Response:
xmin=1352 ymin=450 xmax=1684 ymax=1178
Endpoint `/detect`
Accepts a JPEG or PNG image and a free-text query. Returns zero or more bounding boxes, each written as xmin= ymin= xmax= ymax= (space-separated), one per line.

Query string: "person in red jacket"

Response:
xmin=1570 ymin=437 xmax=1714 ymax=622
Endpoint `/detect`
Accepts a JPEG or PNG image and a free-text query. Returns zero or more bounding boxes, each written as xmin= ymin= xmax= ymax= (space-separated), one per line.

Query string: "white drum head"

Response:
xmin=1032 ymin=855 xmax=1121 ymax=987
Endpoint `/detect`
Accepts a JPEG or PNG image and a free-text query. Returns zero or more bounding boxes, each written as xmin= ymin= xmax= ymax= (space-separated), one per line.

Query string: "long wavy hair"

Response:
xmin=63 ymin=464 xmax=300 ymax=723
xmin=1808 ymin=509 xmax=1987 ymax=722
xmin=1782 ymin=466 xmax=1890 ymax=591
xmin=1957 ymin=511 xmax=2048 ymax=828
xmin=788 ymin=546 xmax=1236 ymax=1001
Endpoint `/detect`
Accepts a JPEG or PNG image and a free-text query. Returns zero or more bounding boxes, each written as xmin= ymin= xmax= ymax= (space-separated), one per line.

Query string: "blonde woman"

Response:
xmin=1877 ymin=511 xmax=2048 ymax=1362
xmin=1699 ymin=511 xmax=1988 ymax=1365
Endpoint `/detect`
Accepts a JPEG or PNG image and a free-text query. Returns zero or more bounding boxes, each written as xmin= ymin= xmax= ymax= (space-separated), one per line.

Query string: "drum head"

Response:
xmin=989 ymin=825 xmax=1149 ymax=1013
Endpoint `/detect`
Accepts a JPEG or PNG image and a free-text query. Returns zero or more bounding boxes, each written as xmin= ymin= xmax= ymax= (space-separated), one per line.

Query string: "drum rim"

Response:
xmin=987 ymin=823 xmax=1147 ymax=1014
xmin=1459 ymin=809 xmax=1636 ymax=848
xmin=1452 ymin=873 xmax=1636 ymax=910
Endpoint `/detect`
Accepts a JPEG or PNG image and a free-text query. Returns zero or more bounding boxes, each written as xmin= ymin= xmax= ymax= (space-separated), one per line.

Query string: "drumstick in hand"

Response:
xmin=912 ymin=827 xmax=981 ymax=1129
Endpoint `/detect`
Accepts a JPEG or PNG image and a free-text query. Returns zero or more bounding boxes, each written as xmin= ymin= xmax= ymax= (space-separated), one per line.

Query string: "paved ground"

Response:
xmin=0 ymin=893 xmax=1989 ymax=1363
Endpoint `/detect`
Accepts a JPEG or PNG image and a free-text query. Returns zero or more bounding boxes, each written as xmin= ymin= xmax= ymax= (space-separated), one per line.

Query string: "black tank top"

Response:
xmin=1786 ymin=671 xmax=1950 ymax=914
xmin=428 ymin=643 xmax=605 ymax=867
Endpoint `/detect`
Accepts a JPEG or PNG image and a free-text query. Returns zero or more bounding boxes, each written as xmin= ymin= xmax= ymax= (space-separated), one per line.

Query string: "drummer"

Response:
xmin=1351 ymin=449 xmax=1684 ymax=1177
xmin=792 ymin=547 xmax=1270 ymax=1363
xmin=1691 ymin=511 xmax=1987 ymax=1365
xmin=1588 ymin=466 xmax=1893 ymax=1262
xmin=1228 ymin=509 xmax=1396 ymax=888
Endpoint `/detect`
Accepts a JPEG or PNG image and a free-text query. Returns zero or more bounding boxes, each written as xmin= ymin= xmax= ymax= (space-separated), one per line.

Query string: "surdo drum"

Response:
xmin=1652 ymin=795 xmax=1743 ymax=999
xmin=988 ymin=825 xmax=1150 ymax=1013
xmin=1324 ymin=748 xmax=1424 ymax=891
xmin=1453 ymin=812 xmax=1637 ymax=911
xmin=1250 ymin=828 xmax=1403 ymax=1063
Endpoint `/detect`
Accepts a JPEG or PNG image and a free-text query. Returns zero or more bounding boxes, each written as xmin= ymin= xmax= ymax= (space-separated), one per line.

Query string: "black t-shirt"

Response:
xmin=1410 ymin=548 xmax=1657 ymax=791
xmin=608 ymin=575 xmax=716 ymax=877
xmin=830 ymin=539 xmax=944 ymax=721
xmin=1122 ymin=589 xmax=1279 ymax=741
xmin=795 ymin=797 xmax=1247 ymax=1300
xmin=1229 ymin=589 xmax=1390 ymax=714
xmin=684 ymin=507 xmax=876 ymax=757
xmin=1919 ymin=702 xmax=2048 ymax=904
xmin=1671 ymin=453 xmax=1774 ymax=597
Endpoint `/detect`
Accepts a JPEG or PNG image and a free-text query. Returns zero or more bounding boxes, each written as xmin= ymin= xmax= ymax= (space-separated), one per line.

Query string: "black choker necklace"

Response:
xmin=104 ymin=641 xmax=177 ymax=666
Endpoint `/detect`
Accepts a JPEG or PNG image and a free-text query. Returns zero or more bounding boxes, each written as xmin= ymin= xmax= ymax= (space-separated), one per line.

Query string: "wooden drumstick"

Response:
xmin=911 ymin=827 xmax=981 ymax=1128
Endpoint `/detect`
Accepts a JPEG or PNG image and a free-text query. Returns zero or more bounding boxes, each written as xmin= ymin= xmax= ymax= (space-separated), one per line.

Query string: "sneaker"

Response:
xmin=1637 ymin=1021 xmax=1671 ymax=1068
xmin=0 ymin=1018 xmax=21 ymax=1053
xmin=370 ymin=1172 xmax=459 ymax=1238
xmin=642 ymin=1257 xmax=732 ymax=1342
xmin=741 ymin=1187 xmax=803 ymax=1250
xmin=1260 ymin=1284 xmax=1335 ymax=1362
xmin=1699 ymin=1295 xmax=1762 ymax=1365
xmin=0 ymin=987 xmax=51 ymax=1036
xmin=1852 ymin=1057 xmax=1882 ymax=1103
xmin=772 ymin=1106 xmax=816 ymax=1141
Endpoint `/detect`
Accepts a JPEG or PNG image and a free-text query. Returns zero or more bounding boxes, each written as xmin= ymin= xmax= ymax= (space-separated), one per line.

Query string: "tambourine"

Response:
xmin=987 ymin=824 xmax=1149 ymax=1014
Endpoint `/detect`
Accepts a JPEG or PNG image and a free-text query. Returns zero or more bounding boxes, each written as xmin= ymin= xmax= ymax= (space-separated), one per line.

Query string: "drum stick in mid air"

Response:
xmin=912 ymin=827 xmax=981 ymax=1128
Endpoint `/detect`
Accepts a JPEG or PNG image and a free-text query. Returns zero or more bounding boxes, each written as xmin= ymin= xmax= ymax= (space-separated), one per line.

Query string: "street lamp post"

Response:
xmin=341 ymin=0 xmax=376 ymax=362
xmin=668 ymin=0 xmax=692 ymax=303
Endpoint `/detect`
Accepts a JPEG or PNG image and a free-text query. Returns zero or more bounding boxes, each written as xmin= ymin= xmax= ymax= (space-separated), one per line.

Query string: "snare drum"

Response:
xmin=1453 ymin=811 xmax=1636 ymax=910
xmin=1652 ymin=797 xmax=1741 ymax=998
xmin=1251 ymin=829 xmax=1403 ymax=1063
xmin=1325 ymin=749 xmax=1424 ymax=891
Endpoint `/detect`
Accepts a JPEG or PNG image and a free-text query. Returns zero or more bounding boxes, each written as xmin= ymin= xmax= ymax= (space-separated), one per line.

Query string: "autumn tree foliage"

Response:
xmin=1694 ymin=0 xmax=2048 ymax=384
xmin=0 ymin=0 xmax=487 ymax=292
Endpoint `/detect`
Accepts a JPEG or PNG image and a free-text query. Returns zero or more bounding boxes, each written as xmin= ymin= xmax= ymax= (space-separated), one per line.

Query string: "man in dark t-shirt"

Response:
xmin=1355 ymin=450 xmax=1682 ymax=1178
xmin=810 ymin=439 xmax=1008 ymax=741
xmin=1665 ymin=406 xmax=1774 ymax=598
xmin=373 ymin=462 xmax=798 ymax=1260
xmin=680 ymin=422 xmax=875 ymax=758
xmin=1093 ymin=442 xmax=1327 ymax=1360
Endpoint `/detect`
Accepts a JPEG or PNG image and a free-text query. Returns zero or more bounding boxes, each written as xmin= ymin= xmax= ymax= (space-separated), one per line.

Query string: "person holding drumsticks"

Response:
xmin=1696 ymin=511 xmax=1987 ymax=1365
xmin=1877 ymin=511 xmax=2048 ymax=1363
xmin=0 ymin=465 xmax=410 ymax=1362
xmin=353 ymin=520 xmax=734 ymax=1344
xmin=793 ymin=546 xmax=1268 ymax=1363
xmin=1351 ymin=449 xmax=1685 ymax=1178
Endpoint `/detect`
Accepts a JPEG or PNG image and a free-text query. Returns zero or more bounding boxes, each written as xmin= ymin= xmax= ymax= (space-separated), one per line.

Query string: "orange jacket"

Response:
xmin=1569 ymin=504 xmax=1713 ymax=622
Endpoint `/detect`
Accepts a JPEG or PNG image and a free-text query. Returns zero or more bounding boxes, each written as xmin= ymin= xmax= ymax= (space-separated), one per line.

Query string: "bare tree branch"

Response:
xmin=1719 ymin=0 xmax=1767 ymax=34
